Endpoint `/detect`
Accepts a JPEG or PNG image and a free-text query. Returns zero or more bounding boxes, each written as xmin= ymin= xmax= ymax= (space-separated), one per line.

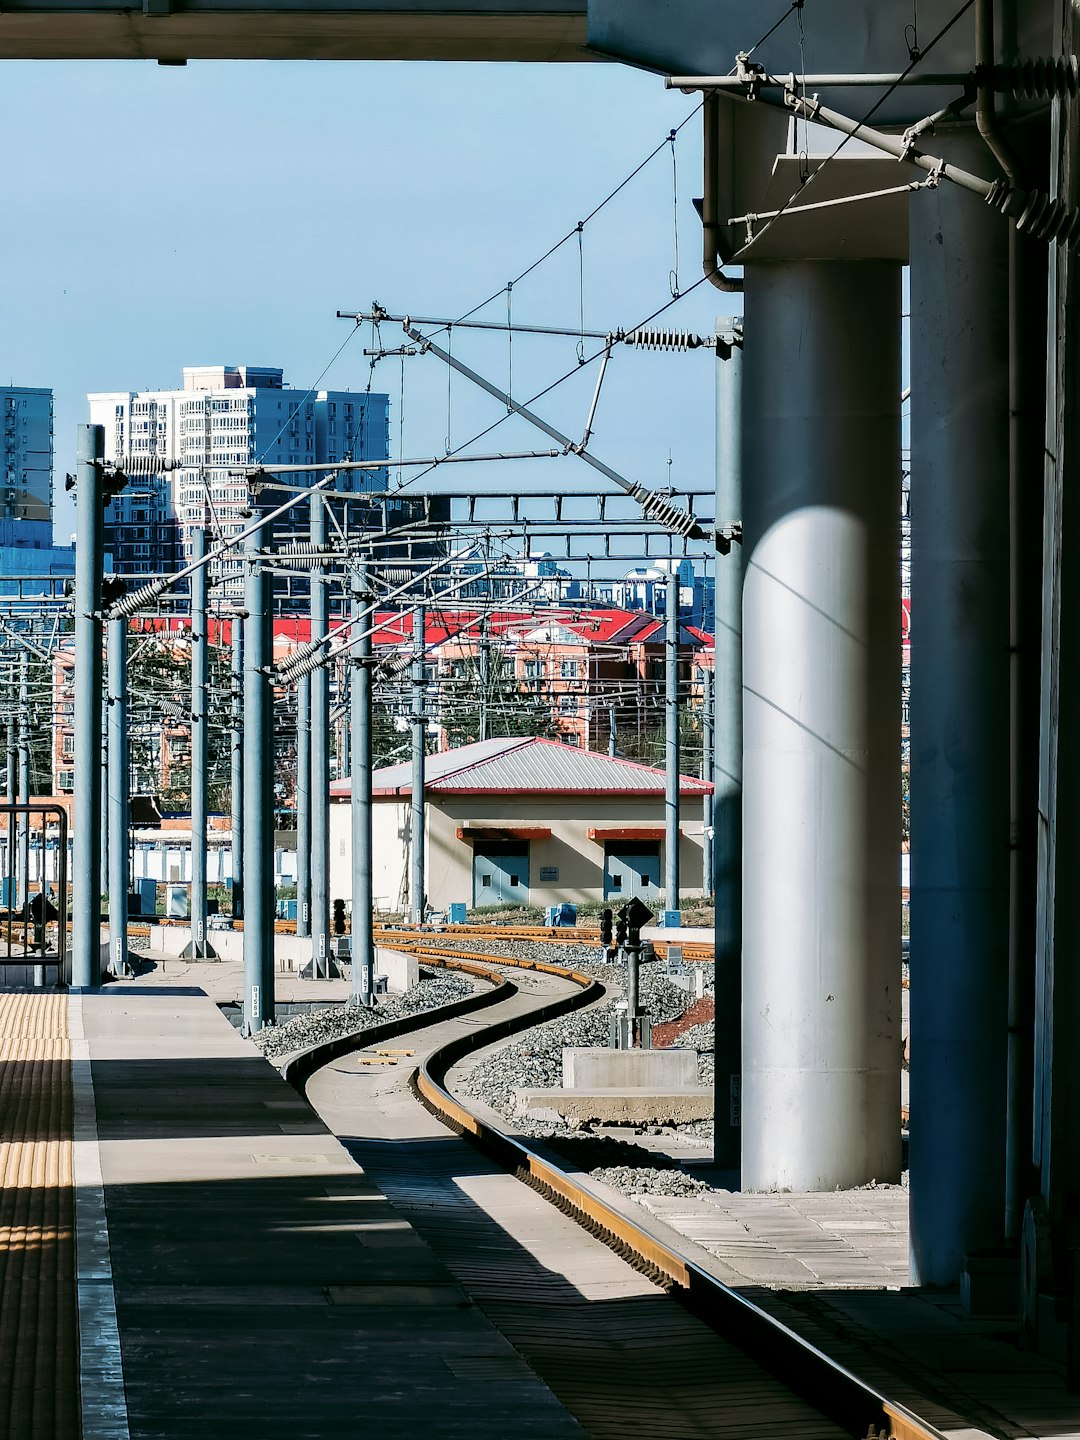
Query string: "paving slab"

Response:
xmin=78 ymin=987 xmax=584 ymax=1440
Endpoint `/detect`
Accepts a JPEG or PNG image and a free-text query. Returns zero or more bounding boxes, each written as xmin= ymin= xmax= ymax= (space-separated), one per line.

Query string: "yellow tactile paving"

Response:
xmin=0 ymin=991 xmax=78 ymax=1440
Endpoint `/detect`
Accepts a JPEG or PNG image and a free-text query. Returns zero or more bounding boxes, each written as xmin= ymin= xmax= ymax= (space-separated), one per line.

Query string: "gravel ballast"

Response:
xmin=251 ymin=968 xmax=477 ymax=1060
xmin=433 ymin=937 xmax=717 ymax=1199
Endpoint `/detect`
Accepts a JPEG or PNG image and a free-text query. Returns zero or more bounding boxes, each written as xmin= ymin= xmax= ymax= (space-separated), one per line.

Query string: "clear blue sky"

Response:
xmin=0 ymin=59 xmax=739 ymax=548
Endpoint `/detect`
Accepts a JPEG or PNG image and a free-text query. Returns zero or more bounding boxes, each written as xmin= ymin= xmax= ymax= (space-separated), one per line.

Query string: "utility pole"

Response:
xmin=608 ymin=703 xmax=617 ymax=757
xmin=713 ymin=319 xmax=743 ymax=1175
xmin=701 ymin=663 xmax=714 ymax=897
xmin=5 ymin=717 xmax=15 ymax=911
xmin=186 ymin=527 xmax=214 ymax=959
xmin=410 ymin=601 xmax=426 ymax=927
xmin=665 ymin=564 xmax=680 ymax=911
xmin=17 ymin=653 xmax=28 ymax=909
xmin=309 ymin=491 xmax=331 ymax=977
xmin=230 ymin=616 xmax=244 ymax=922
xmin=295 ymin=672 xmax=311 ymax=938
xmin=242 ymin=525 xmax=273 ymax=1033
xmin=478 ymin=611 xmax=489 ymax=743
xmin=72 ymin=423 xmax=105 ymax=989
xmin=107 ymin=616 xmax=129 ymax=976
xmin=351 ymin=566 xmax=375 ymax=1004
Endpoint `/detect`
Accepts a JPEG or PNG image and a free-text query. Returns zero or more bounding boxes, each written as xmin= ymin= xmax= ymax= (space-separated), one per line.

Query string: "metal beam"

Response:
xmin=0 ymin=7 xmax=588 ymax=63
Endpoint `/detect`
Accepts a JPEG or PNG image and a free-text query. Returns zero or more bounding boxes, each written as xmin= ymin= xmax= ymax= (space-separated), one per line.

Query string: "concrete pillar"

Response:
xmin=741 ymin=261 xmax=901 ymax=1192
xmin=908 ymin=132 xmax=1010 ymax=1285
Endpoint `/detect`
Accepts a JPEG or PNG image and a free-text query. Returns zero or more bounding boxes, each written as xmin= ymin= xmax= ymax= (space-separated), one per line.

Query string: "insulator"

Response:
xmin=273 ymin=542 xmax=337 ymax=560
xmin=112 ymin=455 xmax=182 ymax=475
xmin=623 ymin=328 xmax=706 ymax=352
xmin=630 ymin=485 xmax=706 ymax=539
xmin=993 ymin=56 xmax=1080 ymax=100
xmin=106 ymin=577 xmax=170 ymax=620
xmin=986 ymin=178 xmax=1080 ymax=248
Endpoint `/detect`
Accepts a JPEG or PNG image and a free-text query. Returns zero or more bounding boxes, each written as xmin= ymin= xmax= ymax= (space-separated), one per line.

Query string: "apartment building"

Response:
xmin=0 ymin=386 xmax=54 ymax=546
xmin=88 ymin=365 xmax=390 ymax=590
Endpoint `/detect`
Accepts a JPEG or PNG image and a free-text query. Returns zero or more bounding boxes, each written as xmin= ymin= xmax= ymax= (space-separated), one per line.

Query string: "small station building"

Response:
xmin=328 ymin=736 xmax=712 ymax=914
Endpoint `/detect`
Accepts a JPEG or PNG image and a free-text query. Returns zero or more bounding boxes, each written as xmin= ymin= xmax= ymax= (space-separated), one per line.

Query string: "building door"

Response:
xmin=603 ymin=841 xmax=661 ymax=903
xmin=472 ymin=843 xmax=530 ymax=907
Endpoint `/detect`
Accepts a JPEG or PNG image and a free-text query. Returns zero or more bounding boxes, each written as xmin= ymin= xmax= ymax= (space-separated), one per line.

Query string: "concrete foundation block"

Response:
xmin=562 ymin=1046 xmax=697 ymax=1090
xmin=374 ymin=946 xmax=419 ymax=994
xmin=517 ymin=1086 xmax=712 ymax=1125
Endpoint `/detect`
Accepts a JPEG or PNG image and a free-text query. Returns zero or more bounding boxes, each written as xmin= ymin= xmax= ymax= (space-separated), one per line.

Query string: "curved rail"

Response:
xmin=284 ymin=936 xmax=940 ymax=1440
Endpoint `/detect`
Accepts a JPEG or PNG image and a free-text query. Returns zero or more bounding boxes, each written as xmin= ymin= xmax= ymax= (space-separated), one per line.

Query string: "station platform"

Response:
xmin=10 ymin=985 xmax=585 ymax=1439
xmin=1 ymin=982 xmax=1078 ymax=1439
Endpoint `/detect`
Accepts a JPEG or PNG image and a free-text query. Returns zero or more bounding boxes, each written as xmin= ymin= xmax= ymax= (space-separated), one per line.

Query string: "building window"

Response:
xmin=560 ymin=660 xmax=579 ymax=679
xmin=57 ymin=770 xmax=74 ymax=791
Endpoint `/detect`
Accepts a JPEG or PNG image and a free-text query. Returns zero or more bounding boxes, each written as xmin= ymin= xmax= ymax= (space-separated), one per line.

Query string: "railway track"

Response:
xmin=283 ymin=938 xmax=938 ymax=1440
xmin=127 ymin=916 xmax=714 ymax=960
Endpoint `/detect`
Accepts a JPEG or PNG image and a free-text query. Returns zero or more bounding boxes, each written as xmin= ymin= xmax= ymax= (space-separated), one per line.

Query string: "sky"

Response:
xmin=0 ymin=59 xmax=737 ymax=560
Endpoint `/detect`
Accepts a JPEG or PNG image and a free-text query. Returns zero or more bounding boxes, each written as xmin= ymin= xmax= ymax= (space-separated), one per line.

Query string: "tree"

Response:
xmin=441 ymin=647 xmax=553 ymax=748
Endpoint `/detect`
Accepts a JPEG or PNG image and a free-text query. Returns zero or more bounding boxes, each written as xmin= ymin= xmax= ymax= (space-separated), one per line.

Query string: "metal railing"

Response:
xmin=0 ymin=803 xmax=69 ymax=985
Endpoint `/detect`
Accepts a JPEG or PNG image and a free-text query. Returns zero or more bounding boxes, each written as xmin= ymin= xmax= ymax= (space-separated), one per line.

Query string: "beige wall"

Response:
xmin=330 ymin=791 xmax=709 ymax=913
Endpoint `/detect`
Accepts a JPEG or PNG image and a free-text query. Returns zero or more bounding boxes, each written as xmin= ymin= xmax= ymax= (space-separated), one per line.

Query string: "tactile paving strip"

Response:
xmin=0 ymin=991 xmax=78 ymax=1439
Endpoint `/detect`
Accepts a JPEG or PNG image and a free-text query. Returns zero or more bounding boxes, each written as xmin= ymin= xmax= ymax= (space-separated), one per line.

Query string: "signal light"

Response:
xmin=332 ymin=898 xmax=347 ymax=935
xmin=600 ymin=908 xmax=613 ymax=947
xmin=615 ymin=905 xmax=629 ymax=948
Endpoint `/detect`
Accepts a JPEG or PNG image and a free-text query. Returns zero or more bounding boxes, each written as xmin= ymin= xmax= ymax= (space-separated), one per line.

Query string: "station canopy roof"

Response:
xmin=331 ymin=736 xmax=712 ymax=800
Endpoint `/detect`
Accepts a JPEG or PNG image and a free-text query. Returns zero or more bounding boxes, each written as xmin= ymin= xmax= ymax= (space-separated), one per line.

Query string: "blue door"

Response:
xmin=603 ymin=841 xmax=661 ymax=903
xmin=473 ymin=843 xmax=530 ymax=907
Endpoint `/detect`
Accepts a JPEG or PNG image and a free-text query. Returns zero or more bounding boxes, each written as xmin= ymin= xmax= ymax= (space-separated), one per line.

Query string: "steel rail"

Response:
xmin=282 ymin=935 xmax=942 ymax=1440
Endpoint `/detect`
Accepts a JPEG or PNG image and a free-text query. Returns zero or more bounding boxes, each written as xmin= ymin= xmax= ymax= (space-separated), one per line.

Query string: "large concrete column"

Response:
xmin=908 ymin=133 xmax=1010 ymax=1285
xmin=741 ymin=260 xmax=901 ymax=1193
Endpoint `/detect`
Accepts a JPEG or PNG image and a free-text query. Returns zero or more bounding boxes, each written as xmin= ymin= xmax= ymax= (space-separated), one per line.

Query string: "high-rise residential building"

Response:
xmin=0 ymin=386 xmax=54 ymax=547
xmin=88 ymin=365 xmax=390 ymax=590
